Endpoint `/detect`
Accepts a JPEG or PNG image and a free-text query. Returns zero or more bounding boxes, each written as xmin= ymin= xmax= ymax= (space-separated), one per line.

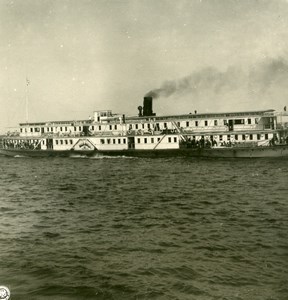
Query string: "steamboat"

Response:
xmin=1 ymin=96 xmax=288 ymax=158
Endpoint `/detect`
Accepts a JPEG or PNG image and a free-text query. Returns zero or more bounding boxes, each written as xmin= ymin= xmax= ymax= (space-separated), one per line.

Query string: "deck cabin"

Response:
xmin=15 ymin=109 xmax=276 ymax=137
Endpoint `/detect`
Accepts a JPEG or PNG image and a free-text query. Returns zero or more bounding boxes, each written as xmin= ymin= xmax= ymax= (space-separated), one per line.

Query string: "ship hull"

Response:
xmin=0 ymin=149 xmax=96 ymax=157
xmin=192 ymin=145 xmax=288 ymax=158
xmin=1 ymin=145 xmax=288 ymax=158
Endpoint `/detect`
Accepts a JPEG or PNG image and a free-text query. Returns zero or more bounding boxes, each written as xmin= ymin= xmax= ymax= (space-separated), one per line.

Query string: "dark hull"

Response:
xmin=1 ymin=145 xmax=288 ymax=158
xmin=0 ymin=149 xmax=96 ymax=157
xmin=193 ymin=145 xmax=288 ymax=158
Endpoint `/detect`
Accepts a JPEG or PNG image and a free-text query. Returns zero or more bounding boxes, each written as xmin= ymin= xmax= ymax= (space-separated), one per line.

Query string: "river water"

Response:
xmin=0 ymin=154 xmax=287 ymax=300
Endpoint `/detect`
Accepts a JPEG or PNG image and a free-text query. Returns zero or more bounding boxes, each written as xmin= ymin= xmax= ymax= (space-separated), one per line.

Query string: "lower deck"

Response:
xmin=1 ymin=130 xmax=281 ymax=152
xmin=1 ymin=131 xmax=288 ymax=158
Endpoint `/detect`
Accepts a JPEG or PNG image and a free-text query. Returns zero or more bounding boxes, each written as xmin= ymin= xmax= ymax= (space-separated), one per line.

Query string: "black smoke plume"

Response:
xmin=145 ymin=57 xmax=288 ymax=103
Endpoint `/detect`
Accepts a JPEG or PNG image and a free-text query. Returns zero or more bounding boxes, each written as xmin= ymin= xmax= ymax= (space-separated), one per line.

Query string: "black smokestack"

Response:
xmin=143 ymin=96 xmax=154 ymax=116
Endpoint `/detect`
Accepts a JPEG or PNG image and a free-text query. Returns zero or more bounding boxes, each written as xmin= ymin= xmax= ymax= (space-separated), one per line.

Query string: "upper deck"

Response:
xmin=4 ymin=108 xmax=277 ymax=139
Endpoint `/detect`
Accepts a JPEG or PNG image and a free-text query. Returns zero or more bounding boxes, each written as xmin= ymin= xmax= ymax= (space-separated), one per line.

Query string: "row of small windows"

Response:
xmin=21 ymin=127 xmax=83 ymax=133
xmin=234 ymin=133 xmax=269 ymax=141
xmin=20 ymin=118 xmax=261 ymax=133
xmin=99 ymin=137 xmax=178 ymax=144
xmin=138 ymin=137 xmax=178 ymax=144
xmin=100 ymin=138 xmax=126 ymax=144
xmin=199 ymin=133 xmax=269 ymax=141
xmin=55 ymin=139 xmax=74 ymax=145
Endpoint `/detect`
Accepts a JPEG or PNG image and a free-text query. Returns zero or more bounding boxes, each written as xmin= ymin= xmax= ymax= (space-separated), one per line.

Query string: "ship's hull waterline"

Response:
xmin=1 ymin=145 xmax=288 ymax=158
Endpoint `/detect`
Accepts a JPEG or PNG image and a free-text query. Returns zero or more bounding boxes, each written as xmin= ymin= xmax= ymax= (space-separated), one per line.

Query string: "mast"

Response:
xmin=25 ymin=77 xmax=30 ymax=123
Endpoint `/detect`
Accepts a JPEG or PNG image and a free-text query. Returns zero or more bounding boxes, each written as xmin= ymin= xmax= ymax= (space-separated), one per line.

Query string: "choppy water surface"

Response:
xmin=0 ymin=154 xmax=287 ymax=300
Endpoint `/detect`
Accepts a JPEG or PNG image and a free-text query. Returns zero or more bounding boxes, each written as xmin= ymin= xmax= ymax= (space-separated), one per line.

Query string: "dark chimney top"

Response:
xmin=143 ymin=96 xmax=155 ymax=117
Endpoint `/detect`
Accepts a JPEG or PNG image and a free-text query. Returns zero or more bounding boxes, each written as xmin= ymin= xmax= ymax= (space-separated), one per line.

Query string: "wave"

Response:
xmin=69 ymin=154 xmax=89 ymax=159
xmin=89 ymin=154 xmax=136 ymax=159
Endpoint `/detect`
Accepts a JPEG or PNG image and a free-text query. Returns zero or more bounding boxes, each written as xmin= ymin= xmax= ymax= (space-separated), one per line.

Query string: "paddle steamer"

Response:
xmin=1 ymin=96 xmax=288 ymax=158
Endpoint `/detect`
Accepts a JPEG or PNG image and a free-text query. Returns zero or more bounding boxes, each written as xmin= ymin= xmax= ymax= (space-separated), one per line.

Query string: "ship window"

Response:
xmin=186 ymin=121 xmax=189 ymax=127
xmin=99 ymin=126 xmax=101 ymax=131
xmin=74 ymin=126 xmax=77 ymax=131
xmin=164 ymin=122 xmax=167 ymax=128
xmin=65 ymin=140 xmax=68 ymax=144
xmin=142 ymin=124 xmax=145 ymax=129
xmin=205 ymin=121 xmax=208 ymax=126
xmin=174 ymin=137 xmax=177 ymax=143
xmin=242 ymin=134 xmax=246 ymax=140
xmin=235 ymin=134 xmax=238 ymax=140
xmin=147 ymin=124 xmax=151 ymax=129
xmin=250 ymin=134 xmax=253 ymax=140
xmin=109 ymin=125 xmax=112 ymax=130
xmin=100 ymin=139 xmax=105 ymax=144
xmin=42 ymin=140 xmax=45 ymax=145
xmin=123 ymin=139 xmax=126 ymax=144
xmin=151 ymin=138 xmax=154 ymax=143
xmin=227 ymin=135 xmax=230 ymax=140
xmin=195 ymin=121 xmax=198 ymax=127
xmin=248 ymin=119 xmax=251 ymax=125
xmin=60 ymin=140 xmax=63 ymax=145
xmin=107 ymin=139 xmax=111 ymax=144
xmin=219 ymin=135 xmax=223 ymax=141
xmin=265 ymin=134 xmax=268 ymax=139
xmin=91 ymin=126 xmax=94 ymax=130
xmin=114 ymin=125 xmax=117 ymax=130
xmin=168 ymin=137 xmax=171 ymax=143
xmin=79 ymin=126 xmax=81 ymax=131
xmin=118 ymin=139 xmax=121 ymax=144
xmin=257 ymin=134 xmax=261 ymax=140
xmin=214 ymin=120 xmax=218 ymax=126
xmin=135 ymin=124 xmax=138 ymax=130
xmin=31 ymin=128 xmax=33 ymax=132
xmin=235 ymin=119 xmax=244 ymax=125
xmin=113 ymin=139 xmax=116 ymax=144
xmin=144 ymin=138 xmax=147 ymax=144
xmin=65 ymin=127 xmax=67 ymax=131
xmin=137 ymin=138 xmax=141 ymax=143
xmin=60 ymin=127 xmax=62 ymax=131
xmin=56 ymin=140 xmax=59 ymax=145
xmin=157 ymin=138 xmax=160 ymax=142
xmin=70 ymin=140 xmax=73 ymax=144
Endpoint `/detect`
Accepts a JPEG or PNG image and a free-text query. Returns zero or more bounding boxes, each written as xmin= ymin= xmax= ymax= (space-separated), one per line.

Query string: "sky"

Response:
xmin=1 ymin=0 xmax=288 ymax=132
